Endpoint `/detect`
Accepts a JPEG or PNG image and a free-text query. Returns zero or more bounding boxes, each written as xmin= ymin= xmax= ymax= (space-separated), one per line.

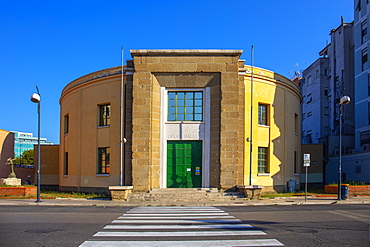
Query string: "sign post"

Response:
xmin=303 ymin=154 xmax=311 ymax=201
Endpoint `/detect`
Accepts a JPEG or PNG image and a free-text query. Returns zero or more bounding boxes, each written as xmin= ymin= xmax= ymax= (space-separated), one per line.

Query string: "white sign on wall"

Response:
xmin=166 ymin=123 xmax=204 ymax=140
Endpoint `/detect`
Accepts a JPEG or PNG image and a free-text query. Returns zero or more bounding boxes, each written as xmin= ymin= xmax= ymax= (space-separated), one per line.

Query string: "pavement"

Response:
xmin=0 ymin=195 xmax=369 ymax=207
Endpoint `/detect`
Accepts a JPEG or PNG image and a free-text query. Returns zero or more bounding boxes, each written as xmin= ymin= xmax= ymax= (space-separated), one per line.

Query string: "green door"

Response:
xmin=167 ymin=141 xmax=202 ymax=188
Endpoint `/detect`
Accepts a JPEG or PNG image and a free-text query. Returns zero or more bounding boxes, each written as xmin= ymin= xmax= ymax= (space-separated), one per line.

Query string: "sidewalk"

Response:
xmin=0 ymin=196 xmax=369 ymax=207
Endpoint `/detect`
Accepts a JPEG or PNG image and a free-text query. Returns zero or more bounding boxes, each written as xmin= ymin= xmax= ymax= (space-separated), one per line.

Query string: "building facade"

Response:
xmin=12 ymin=131 xmax=51 ymax=158
xmin=355 ymin=0 xmax=370 ymax=153
xmin=59 ymin=50 xmax=301 ymax=194
xmin=301 ymin=21 xmax=354 ymax=155
xmin=0 ymin=129 xmax=15 ymax=178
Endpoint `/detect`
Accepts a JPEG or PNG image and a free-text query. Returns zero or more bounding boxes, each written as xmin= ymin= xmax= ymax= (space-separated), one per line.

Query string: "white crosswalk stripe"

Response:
xmin=80 ymin=206 xmax=284 ymax=247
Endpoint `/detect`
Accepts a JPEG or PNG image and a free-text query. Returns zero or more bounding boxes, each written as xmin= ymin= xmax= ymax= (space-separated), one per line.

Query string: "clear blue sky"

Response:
xmin=1 ymin=0 xmax=354 ymax=144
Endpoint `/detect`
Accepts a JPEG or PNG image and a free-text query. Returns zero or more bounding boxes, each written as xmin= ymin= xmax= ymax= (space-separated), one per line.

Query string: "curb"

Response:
xmin=0 ymin=197 xmax=369 ymax=207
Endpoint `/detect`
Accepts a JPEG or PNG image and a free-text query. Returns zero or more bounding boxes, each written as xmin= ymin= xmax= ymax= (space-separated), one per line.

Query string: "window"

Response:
xmin=258 ymin=147 xmax=269 ymax=173
xmin=97 ymin=147 xmax=110 ymax=174
xmin=362 ymin=20 xmax=368 ymax=44
xmin=362 ymin=48 xmax=368 ymax=71
xmin=168 ymin=91 xmax=203 ymax=121
xmin=368 ymin=74 xmax=370 ymax=96
xmin=307 ymin=93 xmax=312 ymax=104
xmin=356 ymin=0 xmax=362 ymax=11
xmin=295 ymin=114 xmax=298 ymax=134
xmin=99 ymin=104 xmax=111 ymax=126
xmin=362 ymin=131 xmax=370 ymax=146
xmin=324 ymin=107 xmax=329 ymax=116
xmin=355 ymin=165 xmax=362 ymax=174
xmin=368 ymin=102 xmax=370 ymax=125
xmin=64 ymin=152 xmax=68 ymax=176
xmin=258 ymin=104 xmax=268 ymax=126
xmin=307 ymin=111 xmax=312 ymax=117
xmin=64 ymin=114 xmax=69 ymax=134
xmin=307 ymin=76 xmax=312 ymax=86
xmin=294 ymin=151 xmax=298 ymax=174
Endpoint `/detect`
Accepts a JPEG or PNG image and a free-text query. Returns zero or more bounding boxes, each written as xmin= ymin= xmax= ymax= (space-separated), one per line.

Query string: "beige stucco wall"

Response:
xmin=60 ymin=67 xmax=124 ymax=193
xmin=0 ymin=129 xmax=14 ymax=179
xmin=34 ymin=145 xmax=59 ymax=186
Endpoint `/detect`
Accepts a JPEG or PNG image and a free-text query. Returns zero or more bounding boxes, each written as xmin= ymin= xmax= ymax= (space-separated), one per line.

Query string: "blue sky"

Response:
xmin=1 ymin=0 xmax=353 ymax=144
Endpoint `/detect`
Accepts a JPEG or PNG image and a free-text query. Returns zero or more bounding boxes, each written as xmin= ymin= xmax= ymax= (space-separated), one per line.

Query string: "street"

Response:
xmin=0 ymin=204 xmax=369 ymax=246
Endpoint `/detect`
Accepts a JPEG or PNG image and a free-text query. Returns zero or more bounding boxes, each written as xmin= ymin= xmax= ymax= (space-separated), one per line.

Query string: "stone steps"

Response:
xmin=126 ymin=188 xmax=247 ymax=203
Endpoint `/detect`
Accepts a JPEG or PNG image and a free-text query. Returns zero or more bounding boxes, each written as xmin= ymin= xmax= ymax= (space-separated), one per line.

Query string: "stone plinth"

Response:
xmin=0 ymin=178 xmax=21 ymax=186
xmin=109 ymin=186 xmax=134 ymax=201
xmin=236 ymin=185 xmax=264 ymax=200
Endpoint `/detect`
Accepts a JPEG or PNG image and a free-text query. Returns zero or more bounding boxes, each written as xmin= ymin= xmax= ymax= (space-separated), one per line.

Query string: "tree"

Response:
xmin=13 ymin=149 xmax=34 ymax=166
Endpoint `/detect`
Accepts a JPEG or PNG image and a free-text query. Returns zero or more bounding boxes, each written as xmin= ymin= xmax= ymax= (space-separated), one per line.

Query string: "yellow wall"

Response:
xmin=244 ymin=66 xmax=301 ymax=192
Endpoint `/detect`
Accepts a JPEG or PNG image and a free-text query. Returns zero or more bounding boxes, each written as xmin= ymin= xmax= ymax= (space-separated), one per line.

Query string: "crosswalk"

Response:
xmin=80 ymin=206 xmax=284 ymax=247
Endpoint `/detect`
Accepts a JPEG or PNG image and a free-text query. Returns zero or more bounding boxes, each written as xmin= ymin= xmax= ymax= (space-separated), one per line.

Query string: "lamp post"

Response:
xmin=31 ymin=86 xmax=41 ymax=203
xmin=338 ymin=95 xmax=350 ymax=201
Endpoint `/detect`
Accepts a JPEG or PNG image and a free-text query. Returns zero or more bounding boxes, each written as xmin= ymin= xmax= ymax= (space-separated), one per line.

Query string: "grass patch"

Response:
xmin=328 ymin=181 xmax=370 ymax=186
xmin=261 ymin=188 xmax=331 ymax=198
xmin=41 ymin=190 xmax=109 ymax=199
xmin=0 ymin=190 xmax=109 ymax=200
xmin=0 ymin=185 xmax=35 ymax=187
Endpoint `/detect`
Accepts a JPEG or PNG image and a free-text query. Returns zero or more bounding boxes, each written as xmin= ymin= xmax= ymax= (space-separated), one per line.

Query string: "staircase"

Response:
xmin=126 ymin=188 xmax=247 ymax=205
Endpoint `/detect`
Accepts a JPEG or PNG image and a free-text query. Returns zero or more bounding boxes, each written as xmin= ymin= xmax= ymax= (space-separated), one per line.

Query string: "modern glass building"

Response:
xmin=12 ymin=131 xmax=51 ymax=158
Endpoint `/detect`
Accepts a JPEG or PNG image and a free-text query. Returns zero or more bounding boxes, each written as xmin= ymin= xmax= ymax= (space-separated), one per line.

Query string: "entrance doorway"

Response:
xmin=167 ymin=140 xmax=202 ymax=188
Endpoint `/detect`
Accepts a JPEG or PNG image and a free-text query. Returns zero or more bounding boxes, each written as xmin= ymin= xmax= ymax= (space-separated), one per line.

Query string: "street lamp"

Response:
xmin=338 ymin=95 xmax=350 ymax=201
xmin=31 ymin=86 xmax=41 ymax=203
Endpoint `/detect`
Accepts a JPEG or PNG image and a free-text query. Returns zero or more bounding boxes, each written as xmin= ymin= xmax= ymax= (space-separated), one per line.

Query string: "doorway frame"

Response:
xmin=160 ymin=87 xmax=210 ymax=188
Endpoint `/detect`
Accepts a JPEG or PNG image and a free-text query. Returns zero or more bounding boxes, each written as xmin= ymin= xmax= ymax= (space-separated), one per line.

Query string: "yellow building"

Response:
xmin=59 ymin=50 xmax=301 ymax=194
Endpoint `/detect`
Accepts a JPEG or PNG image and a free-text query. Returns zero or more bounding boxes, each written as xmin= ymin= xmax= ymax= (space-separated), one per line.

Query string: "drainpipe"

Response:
xmin=249 ymin=46 xmax=254 ymax=186
xmin=120 ymin=47 xmax=125 ymax=186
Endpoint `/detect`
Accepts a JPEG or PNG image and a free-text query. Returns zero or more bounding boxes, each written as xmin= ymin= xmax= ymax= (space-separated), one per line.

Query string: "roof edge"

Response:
xmin=130 ymin=49 xmax=243 ymax=56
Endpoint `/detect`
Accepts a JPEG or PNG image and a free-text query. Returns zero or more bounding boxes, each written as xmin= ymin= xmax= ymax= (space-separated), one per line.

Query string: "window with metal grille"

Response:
xmin=99 ymin=104 xmax=111 ymax=126
xmin=258 ymin=104 xmax=268 ymax=126
xmin=168 ymin=91 xmax=203 ymax=121
xmin=258 ymin=147 xmax=269 ymax=173
xmin=97 ymin=147 xmax=110 ymax=174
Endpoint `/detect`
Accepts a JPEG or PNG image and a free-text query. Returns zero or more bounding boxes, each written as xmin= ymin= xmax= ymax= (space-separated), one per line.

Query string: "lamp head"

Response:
xmin=340 ymin=95 xmax=350 ymax=105
xmin=31 ymin=93 xmax=40 ymax=103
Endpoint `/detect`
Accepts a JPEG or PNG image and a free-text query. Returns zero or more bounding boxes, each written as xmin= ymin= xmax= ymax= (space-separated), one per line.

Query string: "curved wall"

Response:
xmin=243 ymin=65 xmax=301 ymax=192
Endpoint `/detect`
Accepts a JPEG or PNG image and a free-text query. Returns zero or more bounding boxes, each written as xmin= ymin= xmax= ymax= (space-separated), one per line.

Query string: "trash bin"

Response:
xmin=341 ymin=184 xmax=349 ymax=200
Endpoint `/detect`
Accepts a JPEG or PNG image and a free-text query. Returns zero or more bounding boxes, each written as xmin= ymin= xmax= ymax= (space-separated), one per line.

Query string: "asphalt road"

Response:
xmin=0 ymin=204 xmax=369 ymax=247
xmin=222 ymin=204 xmax=370 ymax=247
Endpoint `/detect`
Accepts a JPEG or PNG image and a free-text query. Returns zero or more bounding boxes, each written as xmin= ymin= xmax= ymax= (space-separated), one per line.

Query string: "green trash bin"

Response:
xmin=341 ymin=184 xmax=349 ymax=200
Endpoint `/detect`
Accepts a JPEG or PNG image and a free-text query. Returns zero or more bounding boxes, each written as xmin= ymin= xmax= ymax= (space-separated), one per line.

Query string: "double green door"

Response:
xmin=167 ymin=141 xmax=202 ymax=188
